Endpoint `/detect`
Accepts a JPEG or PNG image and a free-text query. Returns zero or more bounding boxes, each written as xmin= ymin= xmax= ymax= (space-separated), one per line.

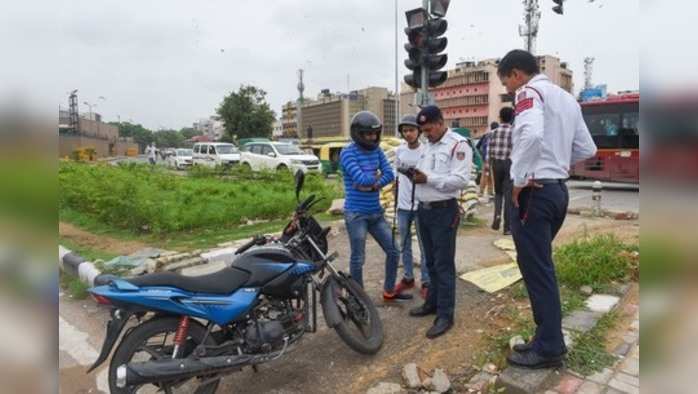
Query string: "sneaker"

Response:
xmin=420 ymin=283 xmax=429 ymax=300
xmin=383 ymin=290 xmax=414 ymax=301
xmin=394 ymin=277 xmax=415 ymax=294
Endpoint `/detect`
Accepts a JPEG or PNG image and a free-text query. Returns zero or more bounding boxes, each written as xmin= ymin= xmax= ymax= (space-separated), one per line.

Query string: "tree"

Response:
xmin=153 ymin=129 xmax=185 ymax=148
xmin=110 ymin=121 xmax=154 ymax=151
xmin=216 ymin=85 xmax=276 ymax=141
xmin=179 ymin=127 xmax=202 ymax=140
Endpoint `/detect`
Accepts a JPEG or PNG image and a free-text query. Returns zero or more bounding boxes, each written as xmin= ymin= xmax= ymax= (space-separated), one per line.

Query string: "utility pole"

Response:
xmin=394 ymin=0 xmax=400 ymax=136
xmin=296 ymin=68 xmax=305 ymax=139
xmin=519 ymin=0 xmax=540 ymax=54
xmin=584 ymin=57 xmax=595 ymax=89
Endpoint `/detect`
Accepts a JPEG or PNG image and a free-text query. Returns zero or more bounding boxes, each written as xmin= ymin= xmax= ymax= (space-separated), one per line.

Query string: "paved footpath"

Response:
xmin=546 ymin=301 xmax=640 ymax=394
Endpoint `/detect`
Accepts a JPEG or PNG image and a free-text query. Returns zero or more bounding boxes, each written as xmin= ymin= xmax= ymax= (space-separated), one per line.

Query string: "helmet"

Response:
xmin=398 ymin=114 xmax=420 ymax=137
xmin=350 ymin=111 xmax=382 ymax=151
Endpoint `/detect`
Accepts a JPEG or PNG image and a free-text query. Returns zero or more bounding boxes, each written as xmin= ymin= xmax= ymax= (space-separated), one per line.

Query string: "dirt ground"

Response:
xmin=59 ymin=204 xmax=639 ymax=393
xmin=59 ymin=221 xmax=147 ymax=256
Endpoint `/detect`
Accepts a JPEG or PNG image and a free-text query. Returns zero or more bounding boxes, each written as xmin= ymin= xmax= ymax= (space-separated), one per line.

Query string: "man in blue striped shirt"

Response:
xmin=340 ymin=111 xmax=411 ymax=301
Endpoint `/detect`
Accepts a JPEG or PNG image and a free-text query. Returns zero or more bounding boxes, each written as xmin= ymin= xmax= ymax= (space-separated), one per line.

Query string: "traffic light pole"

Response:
xmin=418 ymin=0 xmax=431 ymax=107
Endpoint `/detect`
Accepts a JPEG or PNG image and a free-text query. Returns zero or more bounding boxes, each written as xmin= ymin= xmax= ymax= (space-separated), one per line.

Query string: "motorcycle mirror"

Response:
xmin=295 ymin=170 xmax=305 ymax=202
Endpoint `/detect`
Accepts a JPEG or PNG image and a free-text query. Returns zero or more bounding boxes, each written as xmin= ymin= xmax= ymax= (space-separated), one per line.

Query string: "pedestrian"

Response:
xmin=476 ymin=123 xmax=496 ymax=198
xmin=497 ymin=49 xmax=597 ymax=368
xmin=488 ymin=107 xmax=515 ymax=235
xmin=146 ymin=143 xmax=158 ymax=165
xmin=340 ymin=111 xmax=411 ymax=301
xmin=409 ymin=105 xmax=472 ymax=339
xmin=393 ymin=114 xmax=430 ymax=299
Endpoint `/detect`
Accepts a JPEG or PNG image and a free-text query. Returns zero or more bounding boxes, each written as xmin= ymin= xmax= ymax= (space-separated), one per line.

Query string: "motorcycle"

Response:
xmin=87 ymin=171 xmax=384 ymax=393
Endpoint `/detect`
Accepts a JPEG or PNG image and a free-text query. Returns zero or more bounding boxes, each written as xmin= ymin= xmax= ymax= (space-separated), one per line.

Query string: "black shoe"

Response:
xmin=513 ymin=340 xmax=534 ymax=353
xmin=491 ymin=217 xmax=501 ymax=231
xmin=426 ymin=317 xmax=453 ymax=339
xmin=409 ymin=304 xmax=437 ymax=317
xmin=507 ymin=350 xmax=563 ymax=369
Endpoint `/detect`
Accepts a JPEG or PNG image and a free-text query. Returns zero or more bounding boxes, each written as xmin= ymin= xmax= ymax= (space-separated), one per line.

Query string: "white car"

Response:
xmin=166 ymin=148 xmax=193 ymax=170
xmin=192 ymin=142 xmax=241 ymax=167
xmin=240 ymin=142 xmax=320 ymax=174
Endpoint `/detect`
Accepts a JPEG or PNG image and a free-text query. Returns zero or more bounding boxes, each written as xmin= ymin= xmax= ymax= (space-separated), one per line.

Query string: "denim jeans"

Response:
xmin=397 ymin=209 xmax=430 ymax=285
xmin=344 ymin=211 xmax=400 ymax=292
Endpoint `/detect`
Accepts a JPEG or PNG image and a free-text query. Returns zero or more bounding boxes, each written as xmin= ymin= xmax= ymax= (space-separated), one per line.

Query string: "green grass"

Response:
xmin=59 ymin=272 xmax=90 ymax=300
xmin=566 ymin=311 xmax=619 ymax=376
xmin=560 ymin=286 xmax=586 ymax=317
xmin=555 ymin=234 xmax=632 ymax=291
xmin=58 ymin=236 xmax=118 ymax=262
xmin=59 ymin=161 xmax=340 ymax=236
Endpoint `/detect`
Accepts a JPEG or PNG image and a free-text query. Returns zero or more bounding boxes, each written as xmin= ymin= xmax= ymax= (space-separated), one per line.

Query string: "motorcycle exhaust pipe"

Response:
xmin=116 ymin=354 xmax=254 ymax=388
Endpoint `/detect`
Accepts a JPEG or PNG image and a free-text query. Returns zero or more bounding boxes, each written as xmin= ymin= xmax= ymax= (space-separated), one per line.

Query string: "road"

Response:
xmin=566 ymin=180 xmax=639 ymax=213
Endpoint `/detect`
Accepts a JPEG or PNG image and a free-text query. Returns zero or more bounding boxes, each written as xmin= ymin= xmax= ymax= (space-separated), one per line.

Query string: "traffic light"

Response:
xmin=552 ymin=0 xmax=564 ymax=15
xmin=403 ymin=8 xmax=448 ymax=89
xmin=403 ymin=8 xmax=428 ymax=89
xmin=424 ymin=17 xmax=448 ymax=87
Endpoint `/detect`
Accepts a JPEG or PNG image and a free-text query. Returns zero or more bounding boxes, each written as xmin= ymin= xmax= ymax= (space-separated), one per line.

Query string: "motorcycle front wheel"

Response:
xmin=324 ymin=276 xmax=384 ymax=355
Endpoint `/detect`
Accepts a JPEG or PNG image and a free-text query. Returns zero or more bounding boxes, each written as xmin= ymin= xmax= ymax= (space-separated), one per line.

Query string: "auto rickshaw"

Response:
xmin=317 ymin=142 xmax=346 ymax=176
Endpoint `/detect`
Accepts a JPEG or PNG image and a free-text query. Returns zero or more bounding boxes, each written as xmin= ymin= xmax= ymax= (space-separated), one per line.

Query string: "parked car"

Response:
xmin=166 ymin=148 xmax=193 ymax=170
xmin=192 ymin=142 xmax=241 ymax=167
xmin=240 ymin=141 xmax=321 ymax=174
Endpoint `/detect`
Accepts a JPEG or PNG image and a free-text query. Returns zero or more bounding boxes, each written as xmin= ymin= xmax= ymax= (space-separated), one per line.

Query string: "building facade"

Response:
xmin=400 ymin=55 xmax=574 ymax=137
xmin=193 ymin=116 xmax=225 ymax=141
xmin=281 ymin=101 xmax=299 ymax=137
xmin=296 ymin=87 xmax=396 ymax=140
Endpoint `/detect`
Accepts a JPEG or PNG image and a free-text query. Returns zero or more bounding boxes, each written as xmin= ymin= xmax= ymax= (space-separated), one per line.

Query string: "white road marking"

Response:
xmin=59 ymin=316 xmax=109 ymax=393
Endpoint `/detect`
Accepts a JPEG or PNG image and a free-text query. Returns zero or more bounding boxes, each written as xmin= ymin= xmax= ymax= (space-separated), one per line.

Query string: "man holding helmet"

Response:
xmin=340 ymin=111 xmax=411 ymax=301
xmin=393 ymin=114 xmax=430 ymax=299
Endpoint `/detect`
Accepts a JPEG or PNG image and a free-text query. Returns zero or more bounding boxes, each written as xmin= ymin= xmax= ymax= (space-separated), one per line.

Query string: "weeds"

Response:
xmin=555 ymin=234 xmax=631 ymax=290
xmin=566 ymin=311 xmax=619 ymax=375
xmin=60 ymin=272 xmax=90 ymax=300
xmin=59 ymin=162 xmax=340 ymax=236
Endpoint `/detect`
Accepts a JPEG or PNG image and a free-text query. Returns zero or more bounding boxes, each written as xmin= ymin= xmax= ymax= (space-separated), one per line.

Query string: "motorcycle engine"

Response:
xmin=244 ymin=320 xmax=286 ymax=352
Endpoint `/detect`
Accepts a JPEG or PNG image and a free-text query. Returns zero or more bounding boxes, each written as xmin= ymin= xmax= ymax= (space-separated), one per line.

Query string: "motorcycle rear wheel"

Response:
xmin=108 ymin=316 xmax=220 ymax=394
xmin=328 ymin=276 xmax=384 ymax=355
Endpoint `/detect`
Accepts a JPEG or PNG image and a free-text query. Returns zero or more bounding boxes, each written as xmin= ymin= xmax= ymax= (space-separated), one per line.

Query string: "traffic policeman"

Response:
xmin=497 ymin=49 xmax=597 ymax=368
xmin=408 ymin=105 xmax=472 ymax=339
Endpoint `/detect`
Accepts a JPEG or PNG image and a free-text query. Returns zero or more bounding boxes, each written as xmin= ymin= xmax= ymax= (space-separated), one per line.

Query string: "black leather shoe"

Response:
xmin=409 ymin=304 xmax=437 ymax=317
xmin=426 ymin=317 xmax=453 ymax=339
xmin=491 ymin=217 xmax=501 ymax=231
xmin=513 ymin=340 xmax=534 ymax=353
xmin=507 ymin=350 xmax=563 ymax=369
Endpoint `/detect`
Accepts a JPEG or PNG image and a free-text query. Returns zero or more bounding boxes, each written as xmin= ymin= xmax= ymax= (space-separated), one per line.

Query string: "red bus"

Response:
xmin=570 ymin=93 xmax=639 ymax=183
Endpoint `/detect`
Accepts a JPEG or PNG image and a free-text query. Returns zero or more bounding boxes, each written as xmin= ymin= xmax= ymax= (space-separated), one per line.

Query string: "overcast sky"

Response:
xmin=3 ymin=0 xmax=645 ymax=130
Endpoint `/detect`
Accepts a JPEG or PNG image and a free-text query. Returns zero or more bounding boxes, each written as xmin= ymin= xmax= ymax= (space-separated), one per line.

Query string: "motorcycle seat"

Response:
xmin=125 ymin=266 xmax=251 ymax=295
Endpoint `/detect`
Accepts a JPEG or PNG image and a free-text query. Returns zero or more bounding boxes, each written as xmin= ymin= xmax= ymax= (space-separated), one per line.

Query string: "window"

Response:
xmin=215 ymin=144 xmax=238 ymax=154
xmin=193 ymin=145 xmax=200 ymax=154
xmin=208 ymin=145 xmax=216 ymax=154
xmin=261 ymin=145 xmax=274 ymax=156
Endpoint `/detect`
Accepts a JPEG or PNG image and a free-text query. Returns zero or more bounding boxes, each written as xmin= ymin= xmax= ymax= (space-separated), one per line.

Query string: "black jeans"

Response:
xmin=491 ymin=159 xmax=512 ymax=231
xmin=417 ymin=199 xmax=460 ymax=321
xmin=510 ymin=182 xmax=569 ymax=357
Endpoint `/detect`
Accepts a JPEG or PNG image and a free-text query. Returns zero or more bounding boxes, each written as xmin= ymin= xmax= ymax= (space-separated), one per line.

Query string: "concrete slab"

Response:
xmin=562 ymin=310 xmax=602 ymax=333
xmin=585 ymin=294 xmax=620 ymax=313
xmin=496 ymin=365 xmax=557 ymax=394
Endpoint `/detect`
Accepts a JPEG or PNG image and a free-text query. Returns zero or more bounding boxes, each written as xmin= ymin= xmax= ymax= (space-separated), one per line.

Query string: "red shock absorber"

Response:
xmin=171 ymin=316 xmax=190 ymax=358
xmin=174 ymin=316 xmax=190 ymax=345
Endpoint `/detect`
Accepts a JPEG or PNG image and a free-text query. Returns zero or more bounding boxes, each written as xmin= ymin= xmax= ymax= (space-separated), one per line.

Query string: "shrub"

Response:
xmin=59 ymin=162 xmax=340 ymax=235
xmin=555 ymin=234 xmax=631 ymax=290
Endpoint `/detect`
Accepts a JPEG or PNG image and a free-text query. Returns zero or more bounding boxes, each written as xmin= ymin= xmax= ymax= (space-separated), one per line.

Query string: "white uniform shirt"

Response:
xmin=415 ymin=129 xmax=472 ymax=202
xmin=146 ymin=145 xmax=157 ymax=160
xmin=510 ymin=74 xmax=598 ymax=187
xmin=394 ymin=141 xmax=426 ymax=211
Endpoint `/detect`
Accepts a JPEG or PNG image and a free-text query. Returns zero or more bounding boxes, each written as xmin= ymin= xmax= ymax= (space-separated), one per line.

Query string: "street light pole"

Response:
xmin=395 ymin=0 xmax=400 ymax=136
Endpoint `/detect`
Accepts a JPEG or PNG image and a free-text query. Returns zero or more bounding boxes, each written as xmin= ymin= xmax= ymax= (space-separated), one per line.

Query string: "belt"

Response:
xmin=532 ymin=178 xmax=566 ymax=185
xmin=418 ymin=198 xmax=456 ymax=210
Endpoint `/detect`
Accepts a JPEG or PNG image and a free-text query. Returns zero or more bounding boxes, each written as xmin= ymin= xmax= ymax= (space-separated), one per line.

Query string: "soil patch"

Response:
xmin=59 ymin=221 xmax=148 ymax=256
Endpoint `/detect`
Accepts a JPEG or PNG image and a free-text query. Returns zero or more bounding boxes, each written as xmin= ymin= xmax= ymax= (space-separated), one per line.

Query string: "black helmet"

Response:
xmin=398 ymin=114 xmax=420 ymax=137
xmin=350 ymin=111 xmax=382 ymax=151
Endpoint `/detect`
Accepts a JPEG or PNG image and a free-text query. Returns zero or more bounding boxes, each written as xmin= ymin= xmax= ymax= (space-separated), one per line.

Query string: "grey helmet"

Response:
xmin=398 ymin=114 xmax=420 ymax=137
xmin=350 ymin=111 xmax=382 ymax=151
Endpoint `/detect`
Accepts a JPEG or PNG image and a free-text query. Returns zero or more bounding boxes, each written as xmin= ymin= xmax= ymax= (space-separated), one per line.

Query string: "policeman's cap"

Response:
xmin=416 ymin=106 xmax=443 ymax=125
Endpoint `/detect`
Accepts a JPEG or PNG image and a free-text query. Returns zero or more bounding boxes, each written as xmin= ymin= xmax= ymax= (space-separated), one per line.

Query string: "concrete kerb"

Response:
xmin=495 ymin=284 xmax=631 ymax=393
xmin=59 ymin=245 xmax=115 ymax=288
